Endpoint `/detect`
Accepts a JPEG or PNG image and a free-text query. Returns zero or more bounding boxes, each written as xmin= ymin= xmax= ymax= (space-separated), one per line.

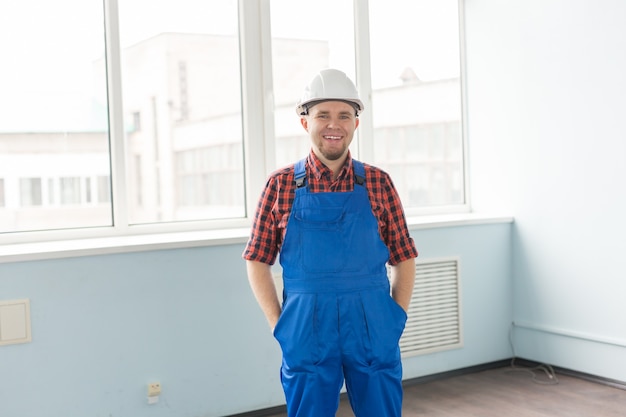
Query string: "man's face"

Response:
xmin=301 ymin=100 xmax=360 ymax=164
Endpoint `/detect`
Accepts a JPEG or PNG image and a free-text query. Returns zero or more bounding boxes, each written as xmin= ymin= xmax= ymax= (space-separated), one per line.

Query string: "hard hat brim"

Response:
xmin=296 ymin=98 xmax=364 ymax=116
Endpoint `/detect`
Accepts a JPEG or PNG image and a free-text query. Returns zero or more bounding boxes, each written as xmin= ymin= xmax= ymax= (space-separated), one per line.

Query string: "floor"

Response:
xmin=260 ymin=364 xmax=626 ymax=417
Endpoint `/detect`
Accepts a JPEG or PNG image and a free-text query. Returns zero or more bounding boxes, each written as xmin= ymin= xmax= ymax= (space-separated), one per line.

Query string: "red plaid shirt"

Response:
xmin=242 ymin=151 xmax=418 ymax=266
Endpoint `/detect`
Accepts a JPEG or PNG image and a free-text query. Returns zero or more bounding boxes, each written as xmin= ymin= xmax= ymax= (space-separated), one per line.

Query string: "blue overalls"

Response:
xmin=274 ymin=158 xmax=407 ymax=417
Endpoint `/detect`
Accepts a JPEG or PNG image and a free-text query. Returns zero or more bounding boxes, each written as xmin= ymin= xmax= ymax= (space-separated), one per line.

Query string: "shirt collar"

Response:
xmin=307 ymin=150 xmax=353 ymax=181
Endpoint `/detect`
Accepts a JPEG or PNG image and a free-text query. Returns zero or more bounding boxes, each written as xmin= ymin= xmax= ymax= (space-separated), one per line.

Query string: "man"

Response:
xmin=243 ymin=68 xmax=418 ymax=417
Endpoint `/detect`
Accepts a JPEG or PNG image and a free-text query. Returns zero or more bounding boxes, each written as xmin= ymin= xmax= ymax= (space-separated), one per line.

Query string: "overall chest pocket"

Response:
xmin=294 ymin=207 xmax=354 ymax=273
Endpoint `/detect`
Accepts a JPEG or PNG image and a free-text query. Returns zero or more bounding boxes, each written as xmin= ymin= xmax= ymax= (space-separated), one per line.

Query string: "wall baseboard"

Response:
xmin=224 ymin=404 xmax=287 ymax=417
xmin=401 ymin=359 xmax=511 ymax=388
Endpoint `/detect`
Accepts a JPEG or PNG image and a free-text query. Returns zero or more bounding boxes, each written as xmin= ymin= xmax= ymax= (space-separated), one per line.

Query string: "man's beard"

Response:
xmin=317 ymin=142 xmax=347 ymax=161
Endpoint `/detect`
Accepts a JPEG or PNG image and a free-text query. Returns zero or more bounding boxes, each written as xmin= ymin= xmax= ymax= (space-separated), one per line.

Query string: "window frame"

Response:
xmin=0 ymin=0 xmax=469 ymax=246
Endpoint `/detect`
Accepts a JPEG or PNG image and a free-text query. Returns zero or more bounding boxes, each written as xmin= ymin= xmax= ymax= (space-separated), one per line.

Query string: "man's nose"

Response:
xmin=327 ymin=117 xmax=341 ymax=127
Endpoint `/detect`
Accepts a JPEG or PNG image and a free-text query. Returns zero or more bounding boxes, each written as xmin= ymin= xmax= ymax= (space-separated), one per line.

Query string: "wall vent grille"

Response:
xmin=395 ymin=257 xmax=463 ymax=357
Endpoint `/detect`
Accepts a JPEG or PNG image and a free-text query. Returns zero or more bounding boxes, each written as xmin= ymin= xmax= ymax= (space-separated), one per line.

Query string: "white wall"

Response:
xmin=465 ymin=0 xmax=626 ymax=381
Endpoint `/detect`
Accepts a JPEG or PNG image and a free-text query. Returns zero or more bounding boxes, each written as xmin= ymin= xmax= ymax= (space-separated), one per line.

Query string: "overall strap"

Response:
xmin=294 ymin=158 xmax=307 ymax=188
xmin=353 ymin=159 xmax=366 ymax=186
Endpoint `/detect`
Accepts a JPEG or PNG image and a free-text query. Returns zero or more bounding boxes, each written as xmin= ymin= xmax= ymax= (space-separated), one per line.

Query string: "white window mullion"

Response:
xmin=354 ymin=0 xmax=374 ymax=163
xmin=458 ymin=0 xmax=471 ymax=208
xmin=103 ymin=0 xmax=129 ymax=233
xmin=239 ymin=0 xmax=276 ymax=219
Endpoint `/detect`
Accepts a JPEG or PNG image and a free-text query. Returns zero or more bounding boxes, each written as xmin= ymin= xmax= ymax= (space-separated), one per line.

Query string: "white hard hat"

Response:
xmin=295 ymin=69 xmax=364 ymax=116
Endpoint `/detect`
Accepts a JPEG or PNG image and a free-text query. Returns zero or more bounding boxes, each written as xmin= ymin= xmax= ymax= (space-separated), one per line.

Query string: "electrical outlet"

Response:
xmin=147 ymin=382 xmax=161 ymax=397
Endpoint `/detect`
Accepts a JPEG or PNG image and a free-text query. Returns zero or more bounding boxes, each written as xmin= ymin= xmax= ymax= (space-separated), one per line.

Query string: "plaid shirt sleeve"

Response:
xmin=242 ymin=166 xmax=294 ymax=265
xmin=364 ymin=163 xmax=418 ymax=265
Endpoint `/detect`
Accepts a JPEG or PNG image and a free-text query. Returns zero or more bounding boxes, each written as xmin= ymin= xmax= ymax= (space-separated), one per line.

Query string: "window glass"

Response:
xmin=116 ymin=0 xmax=244 ymax=224
xmin=369 ymin=0 xmax=465 ymax=209
xmin=0 ymin=0 xmax=111 ymax=233
xmin=270 ymin=0 xmax=356 ymax=169
xmin=0 ymin=179 xmax=5 ymax=207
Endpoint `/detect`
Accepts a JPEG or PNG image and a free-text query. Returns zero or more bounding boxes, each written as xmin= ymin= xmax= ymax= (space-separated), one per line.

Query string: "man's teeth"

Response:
xmin=325 ymin=136 xmax=341 ymax=140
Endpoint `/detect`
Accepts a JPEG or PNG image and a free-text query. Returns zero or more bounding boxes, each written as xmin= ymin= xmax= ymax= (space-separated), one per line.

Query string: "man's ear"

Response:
xmin=300 ymin=117 xmax=309 ymax=132
xmin=355 ymin=118 xmax=360 ymax=129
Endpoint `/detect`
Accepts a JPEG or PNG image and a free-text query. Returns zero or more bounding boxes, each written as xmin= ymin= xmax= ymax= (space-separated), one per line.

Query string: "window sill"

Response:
xmin=0 ymin=213 xmax=513 ymax=264
xmin=406 ymin=212 xmax=513 ymax=230
xmin=0 ymin=227 xmax=251 ymax=264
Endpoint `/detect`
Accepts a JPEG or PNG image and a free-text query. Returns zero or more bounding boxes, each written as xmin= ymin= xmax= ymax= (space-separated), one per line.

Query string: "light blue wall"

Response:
xmin=466 ymin=0 xmax=626 ymax=382
xmin=0 ymin=245 xmax=280 ymax=417
xmin=402 ymin=223 xmax=513 ymax=378
xmin=0 ymin=222 xmax=512 ymax=417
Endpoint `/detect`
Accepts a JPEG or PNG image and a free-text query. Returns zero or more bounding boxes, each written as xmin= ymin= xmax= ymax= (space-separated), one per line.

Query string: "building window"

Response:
xmin=177 ymin=61 xmax=189 ymax=121
xmin=19 ymin=178 xmax=42 ymax=207
xmin=47 ymin=178 xmax=57 ymax=205
xmin=176 ymin=144 xmax=244 ymax=219
xmin=60 ymin=177 xmax=82 ymax=205
xmin=131 ymin=112 xmax=142 ymax=132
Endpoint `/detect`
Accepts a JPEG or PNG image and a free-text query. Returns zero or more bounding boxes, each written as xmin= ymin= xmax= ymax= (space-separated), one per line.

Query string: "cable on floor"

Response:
xmin=506 ymin=322 xmax=560 ymax=385
xmin=505 ymin=357 xmax=560 ymax=385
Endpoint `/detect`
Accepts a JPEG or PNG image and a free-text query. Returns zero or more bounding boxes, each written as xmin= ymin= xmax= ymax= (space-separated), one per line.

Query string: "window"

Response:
xmin=60 ymin=177 xmax=82 ymax=205
xmin=131 ymin=112 xmax=142 ymax=132
xmin=85 ymin=178 xmax=93 ymax=204
xmin=47 ymin=179 xmax=57 ymax=205
xmin=19 ymin=178 xmax=42 ymax=207
xmin=269 ymin=0 xmax=356 ymax=169
xmin=0 ymin=0 xmax=467 ymax=242
xmin=117 ymin=0 xmax=244 ymax=225
xmin=0 ymin=1 xmax=111 ymax=233
xmin=369 ymin=0 xmax=466 ymax=212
